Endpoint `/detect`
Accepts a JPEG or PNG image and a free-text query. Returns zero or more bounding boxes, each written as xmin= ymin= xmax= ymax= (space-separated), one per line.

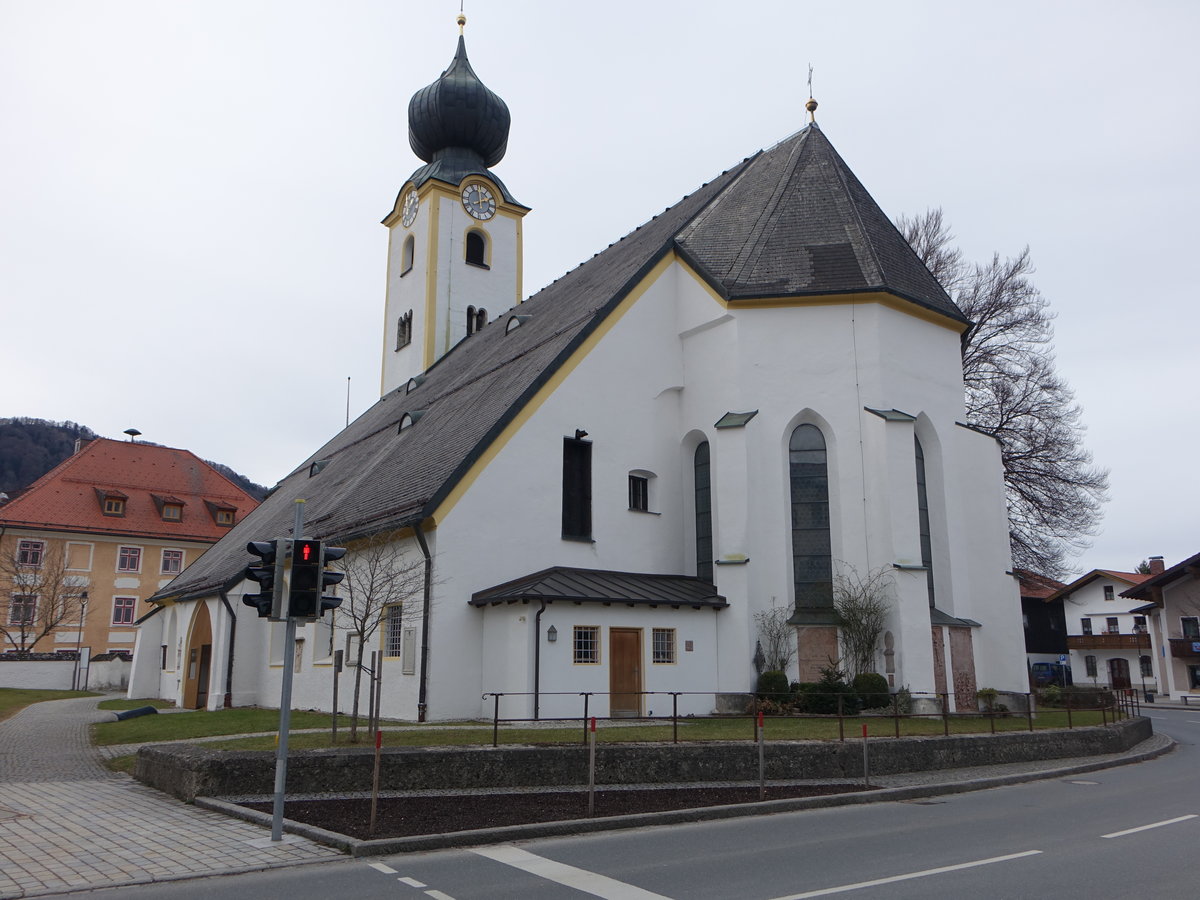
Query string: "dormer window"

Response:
xmin=205 ymin=500 xmax=237 ymax=527
xmin=162 ymin=504 xmax=182 ymax=521
xmin=506 ymin=315 xmax=531 ymax=334
xmin=465 ymin=230 xmax=488 ymax=268
xmin=398 ymin=410 xmax=426 ymax=432
xmin=96 ymin=489 xmax=128 ymax=517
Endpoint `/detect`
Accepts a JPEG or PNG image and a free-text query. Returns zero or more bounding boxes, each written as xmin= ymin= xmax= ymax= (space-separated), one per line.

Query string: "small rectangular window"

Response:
xmin=1106 ymin=617 xmax=1119 ymax=634
xmin=1182 ymin=617 xmax=1200 ymax=639
xmin=112 ymin=596 xmax=137 ymax=625
xmin=1081 ymin=618 xmax=1092 ymax=635
xmin=162 ymin=504 xmax=182 ymax=521
xmin=9 ymin=595 xmax=36 ymax=625
xmin=214 ymin=508 xmax=235 ymax=526
xmin=1103 ymin=585 xmax=1115 ymax=602
xmin=652 ymin=628 xmax=676 ymax=664
xmin=1085 ymin=655 xmax=1097 ymax=678
xmin=1140 ymin=656 xmax=1154 ymax=677
xmin=562 ymin=437 xmax=592 ymax=540
xmin=103 ymin=497 xmax=125 ymax=516
xmin=161 ymin=549 xmax=184 ymax=575
xmin=628 ymin=475 xmax=649 ymax=512
xmin=385 ymin=605 xmax=404 ymax=657
xmin=573 ymin=625 xmax=599 ymax=664
xmin=17 ymin=540 xmax=45 ymax=567
xmin=117 ymin=546 xmax=142 ymax=573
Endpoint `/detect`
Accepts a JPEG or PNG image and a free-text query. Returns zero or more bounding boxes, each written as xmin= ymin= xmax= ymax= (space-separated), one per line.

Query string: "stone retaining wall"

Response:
xmin=135 ymin=717 xmax=1152 ymax=803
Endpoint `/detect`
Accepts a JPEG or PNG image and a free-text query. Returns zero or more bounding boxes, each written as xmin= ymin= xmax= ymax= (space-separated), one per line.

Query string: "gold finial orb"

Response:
xmin=457 ymin=13 xmax=467 ymax=33
xmin=805 ymin=97 xmax=818 ymax=122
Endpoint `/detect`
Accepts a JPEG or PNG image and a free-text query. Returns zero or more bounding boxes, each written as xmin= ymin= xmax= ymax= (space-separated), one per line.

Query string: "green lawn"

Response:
xmin=0 ymin=688 xmax=101 ymax=723
xmin=91 ymin=707 xmax=339 ymax=746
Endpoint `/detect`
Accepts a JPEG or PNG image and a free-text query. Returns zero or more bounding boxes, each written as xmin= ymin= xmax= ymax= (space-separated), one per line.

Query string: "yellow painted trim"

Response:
xmin=515 ymin=216 xmax=524 ymax=305
xmin=674 ymin=257 xmax=966 ymax=332
xmin=431 ymin=253 xmax=676 ymax=524
xmin=422 ymin=196 xmax=441 ymax=369
xmin=379 ymin=226 xmax=397 ymax=396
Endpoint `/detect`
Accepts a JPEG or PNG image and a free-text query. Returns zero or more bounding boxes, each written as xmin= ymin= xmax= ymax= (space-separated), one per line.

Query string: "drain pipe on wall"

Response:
xmin=533 ymin=598 xmax=547 ymax=721
xmin=414 ymin=523 xmax=433 ymax=723
xmin=218 ymin=590 xmax=236 ymax=709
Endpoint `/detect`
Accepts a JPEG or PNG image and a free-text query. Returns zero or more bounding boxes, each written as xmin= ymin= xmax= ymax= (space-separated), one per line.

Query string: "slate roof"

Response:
xmin=0 ymin=438 xmax=258 ymax=542
xmin=470 ymin=566 xmax=727 ymax=609
xmin=676 ymin=125 xmax=966 ymax=322
xmin=152 ymin=123 xmax=964 ymax=604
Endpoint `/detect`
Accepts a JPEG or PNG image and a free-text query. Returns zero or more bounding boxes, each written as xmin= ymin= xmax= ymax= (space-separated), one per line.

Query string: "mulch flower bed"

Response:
xmin=243 ymin=783 xmax=868 ymax=840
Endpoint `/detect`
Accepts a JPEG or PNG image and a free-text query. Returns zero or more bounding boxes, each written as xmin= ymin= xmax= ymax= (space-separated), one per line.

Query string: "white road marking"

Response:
xmin=424 ymin=891 xmax=456 ymax=900
xmin=399 ymin=876 xmax=427 ymax=887
xmin=768 ymin=850 xmax=1043 ymax=899
xmin=1101 ymin=814 xmax=1198 ymax=839
xmin=472 ymin=845 xmax=673 ymax=899
xmin=369 ymin=862 xmax=398 ymax=874
xmin=1186 ymin=720 xmax=1200 ymax=725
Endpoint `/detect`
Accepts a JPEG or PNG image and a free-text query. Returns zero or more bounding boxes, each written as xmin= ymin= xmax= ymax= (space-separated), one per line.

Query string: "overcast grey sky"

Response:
xmin=2 ymin=1 xmax=1196 ymax=576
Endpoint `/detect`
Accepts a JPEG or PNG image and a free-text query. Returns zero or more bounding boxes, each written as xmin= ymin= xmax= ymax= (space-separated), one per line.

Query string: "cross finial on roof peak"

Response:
xmin=806 ymin=64 xmax=818 ymax=123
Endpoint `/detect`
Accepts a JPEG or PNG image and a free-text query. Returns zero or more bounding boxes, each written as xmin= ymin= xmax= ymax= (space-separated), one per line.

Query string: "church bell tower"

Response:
xmin=380 ymin=15 xmax=528 ymax=396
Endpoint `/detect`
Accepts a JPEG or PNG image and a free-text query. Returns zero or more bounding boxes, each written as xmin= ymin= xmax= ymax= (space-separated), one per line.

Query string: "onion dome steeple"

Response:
xmin=408 ymin=33 xmax=510 ymax=168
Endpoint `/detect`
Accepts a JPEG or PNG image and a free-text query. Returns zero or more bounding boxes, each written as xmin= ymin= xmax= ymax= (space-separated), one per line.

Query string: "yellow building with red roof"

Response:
xmin=0 ymin=437 xmax=258 ymax=687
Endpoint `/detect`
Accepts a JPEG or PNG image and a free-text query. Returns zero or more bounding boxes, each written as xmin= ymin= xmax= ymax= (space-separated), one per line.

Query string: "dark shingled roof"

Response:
xmin=471 ymin=566 xmax=727 ymax=609
xmin=676 ymin=125 xmax=965 ymax=323
xmin=153 ymin=124 xmax=963 ymax=604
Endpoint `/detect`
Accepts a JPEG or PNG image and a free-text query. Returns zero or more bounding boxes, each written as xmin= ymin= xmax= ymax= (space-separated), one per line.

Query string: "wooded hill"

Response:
xmin=0 ymin=417 xmax=267 ymax=501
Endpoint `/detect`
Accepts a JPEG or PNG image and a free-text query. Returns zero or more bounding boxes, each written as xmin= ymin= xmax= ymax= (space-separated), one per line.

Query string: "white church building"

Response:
xmin=129 ymin=24 xmax=1027 ymax=720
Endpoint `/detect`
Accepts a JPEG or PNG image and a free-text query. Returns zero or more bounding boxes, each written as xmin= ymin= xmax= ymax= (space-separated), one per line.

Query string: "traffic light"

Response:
xmin=288 ymin=539 xmax=323 ymax=619
xmin=319 ymin=545 xmax=346 ymax=617
xmin=242 ymin=540 xmax=283 ymax=618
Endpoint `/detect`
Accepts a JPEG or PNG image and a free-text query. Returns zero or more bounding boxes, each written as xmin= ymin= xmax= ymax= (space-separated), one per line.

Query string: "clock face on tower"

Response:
xmin=461 ymin=182 xmax=496 ymax=220
xmin=401 ymin=189 xmax=419 ymax=227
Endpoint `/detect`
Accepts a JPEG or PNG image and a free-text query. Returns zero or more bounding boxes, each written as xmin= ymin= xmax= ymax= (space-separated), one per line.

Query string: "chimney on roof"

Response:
xmin=1149 ymin=556 xmax=1165 ymax=576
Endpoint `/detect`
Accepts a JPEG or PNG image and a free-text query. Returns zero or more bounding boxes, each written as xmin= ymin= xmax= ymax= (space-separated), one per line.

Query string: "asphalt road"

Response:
xmin=84 ymin=709 xmax=1200 ymax=899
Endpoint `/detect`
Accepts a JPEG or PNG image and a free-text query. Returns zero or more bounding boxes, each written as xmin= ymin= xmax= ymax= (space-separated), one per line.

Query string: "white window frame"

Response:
xmin=117 ymin=546 xmax=142 ymax=573
xmin=9 ymin=594 xmax=36 ymax=625
xmin=160 ymin=549 xmax=184 ymax=575
xmin=112 ymin=596 xmax=137 ymax=626
xmin=384 ymin=605 xmax=404 ymax=658
xmin=17 ymin=540 xmax=45 ymax=567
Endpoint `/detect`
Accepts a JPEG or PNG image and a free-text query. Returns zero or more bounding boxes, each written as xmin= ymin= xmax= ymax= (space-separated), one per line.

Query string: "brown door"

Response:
xmin=1109 ymin=657 xmax=1131 ymax=690
xmin=609 ymin=628 xmax=642 ymax=717
xmin=195 ymin=645 xmax=212 ymax=708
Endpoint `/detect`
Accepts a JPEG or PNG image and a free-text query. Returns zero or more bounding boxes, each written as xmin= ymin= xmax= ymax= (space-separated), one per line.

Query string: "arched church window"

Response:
xmin=465 ymin=230 xmax=488 ymax=268
xmin=466 ymin=306 xmax=477 ymax=336
xmin=475 ymin=308 xmax=487 ymax=332
xmin=694 ymin=442 xmax=713 ymax=583
xmin=401 ymin=235 xmax=415 ymax=275
xmin=789 ymin=424 xmax=832 ymax=609
xmin=914 ymin=436 xmax=935 ymax=606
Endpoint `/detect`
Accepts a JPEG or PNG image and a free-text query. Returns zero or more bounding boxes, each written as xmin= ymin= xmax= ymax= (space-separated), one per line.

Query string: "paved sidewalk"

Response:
xmin=0 ymin=696 xmax=340 ymax=899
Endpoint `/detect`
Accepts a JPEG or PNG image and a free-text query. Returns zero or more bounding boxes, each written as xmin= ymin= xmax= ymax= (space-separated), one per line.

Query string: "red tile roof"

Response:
xmin=0 ymin=438 xmax=258 ymax=542
xmin=1045 ymin=568 xmax=1151 ymax=603
xmin=1013 ymin=568 xmax=1065 ymax=600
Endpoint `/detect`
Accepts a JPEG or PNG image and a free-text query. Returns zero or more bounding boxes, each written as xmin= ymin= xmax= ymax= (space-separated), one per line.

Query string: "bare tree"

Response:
xmin=331 ymin=530 xmax=426 ymax=741
xmin=753 ymin=603 xmax=797 ymax=673
xmin=898 ymin=209 xmax=1108 ymax=578
xmin=0 ymin=541 xmax=88 ymax=652
xmin=833 ymin=564 xmax=892 ymax=678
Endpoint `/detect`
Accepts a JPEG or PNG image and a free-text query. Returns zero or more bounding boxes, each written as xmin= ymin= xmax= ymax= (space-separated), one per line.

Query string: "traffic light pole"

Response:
xmin=271 ymin=499 xmax=305 ymax=842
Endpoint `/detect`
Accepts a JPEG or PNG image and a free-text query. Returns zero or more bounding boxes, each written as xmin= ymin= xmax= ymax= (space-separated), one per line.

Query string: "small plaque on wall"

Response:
xmin=685 ymin=640 xmax=694 ymax=652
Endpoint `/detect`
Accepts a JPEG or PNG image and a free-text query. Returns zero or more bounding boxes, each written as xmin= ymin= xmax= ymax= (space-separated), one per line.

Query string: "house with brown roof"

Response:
xmin=1123 ymin=553 xmax=1200 ymax=699
xmin=0 ymin=437 xmax=258 ymax=694
xmin=130 ymin=23 xmax=1028 ymax=717
xmin=1015 ymin=569 xmax=1068 ymax=684
xmin=1049 ymin=567 xmax=1156 ymax=695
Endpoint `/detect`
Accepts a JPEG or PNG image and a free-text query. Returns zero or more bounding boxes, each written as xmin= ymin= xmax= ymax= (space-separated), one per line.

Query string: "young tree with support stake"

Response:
xmin=0 ymin=542 xmax=88 ymax=652
xmin=332 ymin=530 xmax=426 ymax=740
